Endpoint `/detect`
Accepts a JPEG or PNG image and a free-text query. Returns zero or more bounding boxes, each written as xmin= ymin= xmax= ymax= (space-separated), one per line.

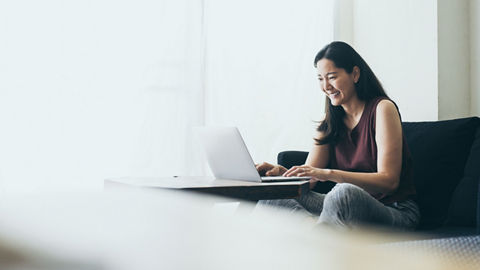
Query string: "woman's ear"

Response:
xmin=353 ymin=66 xmax=360 ymax=83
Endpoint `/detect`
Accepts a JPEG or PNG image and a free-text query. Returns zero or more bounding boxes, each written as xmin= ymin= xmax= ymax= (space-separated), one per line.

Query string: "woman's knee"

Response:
xmin=319 ymin=183 xmax=368 ymax=225
xmin=324 ymin=183 xmax=364 ymax=209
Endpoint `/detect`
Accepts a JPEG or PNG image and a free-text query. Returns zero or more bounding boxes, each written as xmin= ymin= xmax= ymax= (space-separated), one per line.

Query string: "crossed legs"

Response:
xmin=258 ymin=183 xmax=420 ymax=230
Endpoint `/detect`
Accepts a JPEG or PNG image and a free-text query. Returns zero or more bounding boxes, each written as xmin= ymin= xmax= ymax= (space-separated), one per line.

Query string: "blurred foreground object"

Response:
xmin=0 ymin=188 xmax=477 ymax=270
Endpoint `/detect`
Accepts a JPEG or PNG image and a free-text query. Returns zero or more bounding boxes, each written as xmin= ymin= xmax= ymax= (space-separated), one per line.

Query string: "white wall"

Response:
xmin=351 ymin=0 xmax=478 ymax=121
xmin=472 ymin=0 xmax=480 ymax=116
xmin=438 ymin=0 xmax=470 ymax=120
xmin=334 ymin=0 xmax=353 ymax=44
xmin=352 ymin=0 xmax=438 ymax=121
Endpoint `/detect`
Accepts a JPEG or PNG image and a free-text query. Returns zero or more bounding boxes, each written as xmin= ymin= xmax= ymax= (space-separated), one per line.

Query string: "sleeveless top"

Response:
xmin=329 ymin=96 xmax=416 ymax=204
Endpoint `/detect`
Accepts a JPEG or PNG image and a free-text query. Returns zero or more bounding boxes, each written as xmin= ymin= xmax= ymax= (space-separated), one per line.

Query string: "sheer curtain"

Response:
xmin=0 ymin=0 xmax=205 ymax=191
xmin=0 ymin=0 xmax=334 ymax=192
xmin=204 ymin=0 xmax=334 ymax=166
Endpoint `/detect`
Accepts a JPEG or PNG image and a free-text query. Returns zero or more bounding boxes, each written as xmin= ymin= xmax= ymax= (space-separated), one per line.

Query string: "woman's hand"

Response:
xmin=283 ymin=165 xmax=333 ymax=189
xmin=283 ymin=165 xmax=332 ymax=181
xmin=255 ymin=162 xmax=287 ymax=176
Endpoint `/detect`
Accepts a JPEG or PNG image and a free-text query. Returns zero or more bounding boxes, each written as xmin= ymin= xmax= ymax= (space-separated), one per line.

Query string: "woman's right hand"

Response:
xmin=255 ymin=162 xmax=287 ymax=176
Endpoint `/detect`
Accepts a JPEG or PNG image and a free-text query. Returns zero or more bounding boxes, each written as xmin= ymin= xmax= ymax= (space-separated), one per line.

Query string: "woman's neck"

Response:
xmin=342 ymin=98 xmax=365 ymax=120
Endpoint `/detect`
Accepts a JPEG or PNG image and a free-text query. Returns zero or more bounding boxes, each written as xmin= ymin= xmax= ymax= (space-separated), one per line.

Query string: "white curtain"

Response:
xmin=204 ymin=0 xmax=334 ymax=166
xmin=0 ymin=0 xmax=334 ymax=192
xmin=0 ymin=0 xmax=205 ymax=192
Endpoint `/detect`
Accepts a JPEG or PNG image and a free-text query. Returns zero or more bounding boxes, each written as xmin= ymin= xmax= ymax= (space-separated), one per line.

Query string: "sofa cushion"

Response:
xmin=446 ymin=123 xmax=480 ymax=227
xmin=402 ymin=117 xmax=479 ymax=229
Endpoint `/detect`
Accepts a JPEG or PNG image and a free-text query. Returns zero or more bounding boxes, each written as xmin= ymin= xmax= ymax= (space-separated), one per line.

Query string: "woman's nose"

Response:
xmin=323 ymin=80 xmax=332 ymax=91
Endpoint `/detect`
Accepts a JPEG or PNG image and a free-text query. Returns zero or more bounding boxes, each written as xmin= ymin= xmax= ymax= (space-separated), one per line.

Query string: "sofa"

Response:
xmin=277 ymin=116 xmax=480 ymax=237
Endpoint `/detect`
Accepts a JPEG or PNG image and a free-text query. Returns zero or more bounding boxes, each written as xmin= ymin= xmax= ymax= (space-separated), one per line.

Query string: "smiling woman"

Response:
xmin=314 ymin=41 xmax=389 ymax=145
xmin=257 ymin=41 xmax=420 ymax=230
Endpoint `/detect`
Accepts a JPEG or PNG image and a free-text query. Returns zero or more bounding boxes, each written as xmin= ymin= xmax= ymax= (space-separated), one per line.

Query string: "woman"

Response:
xmin=256 ymin=41 xmax=419 ymax=230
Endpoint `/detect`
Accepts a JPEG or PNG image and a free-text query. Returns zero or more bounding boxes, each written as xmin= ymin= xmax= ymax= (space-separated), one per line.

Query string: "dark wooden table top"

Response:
xmin=104 ymin=176 xmax=310 ymax=201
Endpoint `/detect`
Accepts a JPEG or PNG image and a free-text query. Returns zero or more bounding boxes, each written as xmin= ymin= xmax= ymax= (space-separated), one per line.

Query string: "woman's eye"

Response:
xmin=328 ymin=77 xmax=336 ymax=80
xmin=318 ymin=78 xmax=323 ymax=81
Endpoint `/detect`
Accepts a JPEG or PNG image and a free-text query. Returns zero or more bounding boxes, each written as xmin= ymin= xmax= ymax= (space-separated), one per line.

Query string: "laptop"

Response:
xmin=197 ymin=126 xmax=311 ymax=183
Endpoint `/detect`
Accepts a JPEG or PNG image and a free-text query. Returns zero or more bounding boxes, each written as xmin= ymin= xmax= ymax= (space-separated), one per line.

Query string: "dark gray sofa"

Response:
xmin=277 ymin=117 xmax=480 ymax=237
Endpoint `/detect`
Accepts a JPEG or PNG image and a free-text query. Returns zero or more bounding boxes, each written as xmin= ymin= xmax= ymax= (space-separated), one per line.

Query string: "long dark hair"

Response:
xmin=314 ymin=41 xmax=389 ymax=145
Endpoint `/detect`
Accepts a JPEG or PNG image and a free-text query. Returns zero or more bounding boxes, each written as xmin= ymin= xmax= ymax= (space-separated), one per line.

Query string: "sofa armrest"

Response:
xmin=277 ymin=151 xmax=309 ymax=169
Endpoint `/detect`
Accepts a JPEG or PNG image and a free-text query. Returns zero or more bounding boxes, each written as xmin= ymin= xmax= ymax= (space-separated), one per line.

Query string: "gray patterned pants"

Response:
xmin=258 ymin=183 xmax=420 ymax=230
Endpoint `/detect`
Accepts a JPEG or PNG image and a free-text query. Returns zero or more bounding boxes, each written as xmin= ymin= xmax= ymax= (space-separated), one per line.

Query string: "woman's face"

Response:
xmin=316 ymin=58 xmax=359 ymax=106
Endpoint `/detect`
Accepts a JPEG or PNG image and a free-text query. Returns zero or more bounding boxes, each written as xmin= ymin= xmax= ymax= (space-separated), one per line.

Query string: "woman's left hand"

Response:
xmin=283 ymin=165 xmax=332 ymax=189
xmin=283 ymin=165 xmax=331 ymax=181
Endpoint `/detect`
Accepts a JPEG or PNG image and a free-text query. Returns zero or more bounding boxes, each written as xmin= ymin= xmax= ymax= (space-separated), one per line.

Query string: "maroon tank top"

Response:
xmin=330 ymin=97 xmax=416 ymax=204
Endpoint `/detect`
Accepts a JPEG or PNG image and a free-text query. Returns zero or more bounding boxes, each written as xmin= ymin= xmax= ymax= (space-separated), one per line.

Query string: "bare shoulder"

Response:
xmin=375 ymin=99 xmax=401 ymax=132
xmin=376 ymin=99 xmax=398 ymax=114
xmin=376 ymin=99 xmax=400 ymax=122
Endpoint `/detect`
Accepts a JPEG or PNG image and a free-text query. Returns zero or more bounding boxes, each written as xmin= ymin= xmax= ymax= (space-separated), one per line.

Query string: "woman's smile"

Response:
xmin=329 ymin=91 xmax=340 ymax=99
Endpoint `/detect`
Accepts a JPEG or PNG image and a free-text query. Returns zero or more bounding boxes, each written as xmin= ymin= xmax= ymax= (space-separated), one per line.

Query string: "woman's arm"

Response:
xmin=284 ymin=100 xmax=403 ymax=195
xmin=304 ymin=132 xmax=330 ymax=189
xmin=305 ymin=131 xmax=330 ymax=168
